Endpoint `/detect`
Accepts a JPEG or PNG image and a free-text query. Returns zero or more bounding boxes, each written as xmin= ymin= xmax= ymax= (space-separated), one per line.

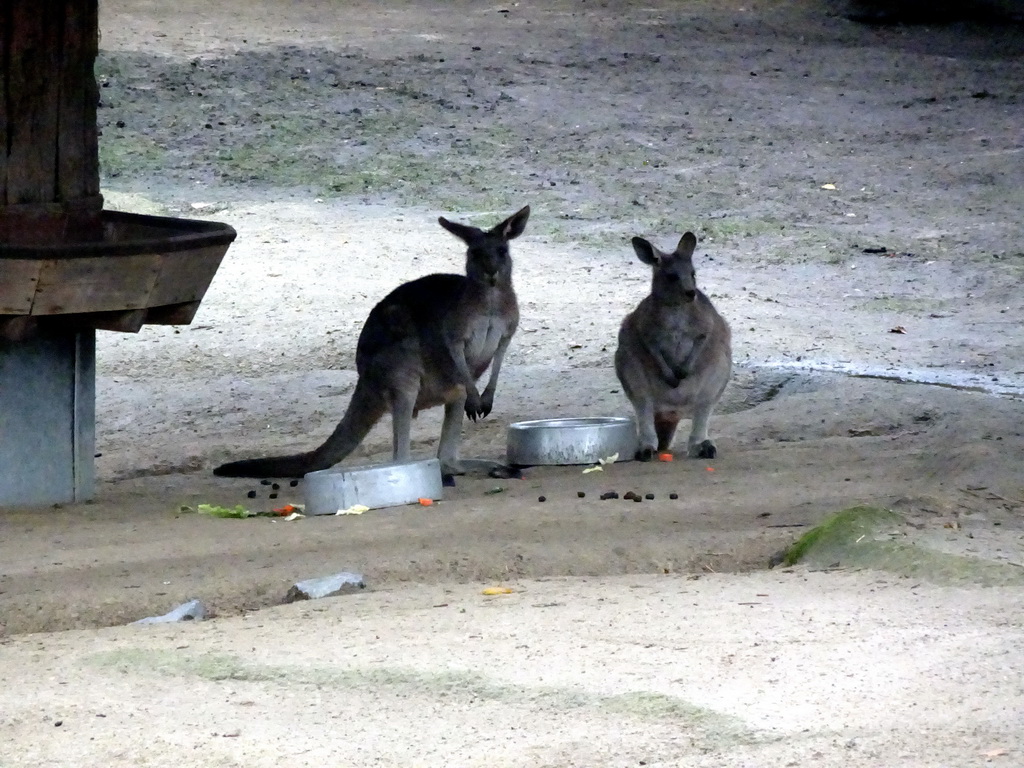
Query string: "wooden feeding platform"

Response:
xmin=0 ymin=211 xmax=236 ymax=342
xmin=0 ymin=212 xmax=236 ymax=507
xmin=1 ymin=0 xmax=237 ymax=506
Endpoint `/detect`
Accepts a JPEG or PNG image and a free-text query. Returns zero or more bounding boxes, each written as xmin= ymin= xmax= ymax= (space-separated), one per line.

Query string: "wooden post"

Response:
xmin=0 ymin=0 xmax=103 ymax=246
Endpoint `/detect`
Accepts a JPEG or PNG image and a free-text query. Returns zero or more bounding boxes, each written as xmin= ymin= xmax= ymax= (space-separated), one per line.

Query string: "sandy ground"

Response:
xmin=2 ymin=0 xmax=1024 ymax=764
xmin=3 ymin=573 xmax=1024 ymax=767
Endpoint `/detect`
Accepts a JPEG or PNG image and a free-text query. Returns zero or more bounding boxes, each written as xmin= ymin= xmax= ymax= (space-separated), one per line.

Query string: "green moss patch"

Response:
xmin=780 ymin=505 xmax=1024 ymax=586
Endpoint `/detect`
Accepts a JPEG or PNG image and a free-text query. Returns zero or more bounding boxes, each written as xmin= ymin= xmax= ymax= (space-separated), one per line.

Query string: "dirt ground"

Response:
xmin=2 ymin=1 xmax=1024 ymax=765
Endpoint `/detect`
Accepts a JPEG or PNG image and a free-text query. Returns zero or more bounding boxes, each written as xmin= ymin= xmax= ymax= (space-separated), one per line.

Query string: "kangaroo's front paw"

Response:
xmin=635 ymin=446 xmax=656 ymax=462
xmin=690 ymin=440 xmax=717 ymax=459
xmin=479 ymin=390 xmax=494 ymax=419
xmin=464 ymin=391 xmax=484 ymax=421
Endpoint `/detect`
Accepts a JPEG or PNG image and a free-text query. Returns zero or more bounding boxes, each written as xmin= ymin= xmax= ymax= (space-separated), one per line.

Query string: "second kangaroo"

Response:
xmin=614 ymin=231 xmax=732 ymax=461
xmin=214 ymin=206 xmax=530 ymax=480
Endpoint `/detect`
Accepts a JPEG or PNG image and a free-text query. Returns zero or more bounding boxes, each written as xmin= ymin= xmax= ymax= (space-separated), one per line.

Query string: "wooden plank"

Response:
xmin=0 ymin=3 xmax=9 ymax=205
xmin=57 ymin=0 xmax=101 ymax=204
xmin=149 ymin=244 xmax=231 ymax=306
xmin=6 ymin=1 xmax=61 ymax=204
xmin=0 ymin=315 xmax=39 ymax=342
xmin=90 ymin=309 xmax=147 ymax=333
xmin=31 ymin=255 xmax=161 ymax=314
xmin=144 ymin=301 xmax=202 ymax=326
xmin=0 ymin=259 xmax=42 ymax=313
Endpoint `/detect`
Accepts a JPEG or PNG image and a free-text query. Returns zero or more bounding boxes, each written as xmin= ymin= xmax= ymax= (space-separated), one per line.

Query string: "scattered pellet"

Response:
xmin=645 ymin=493 xmax=655 ymax=500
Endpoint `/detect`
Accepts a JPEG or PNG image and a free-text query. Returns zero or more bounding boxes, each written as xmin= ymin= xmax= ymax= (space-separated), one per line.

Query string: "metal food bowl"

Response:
xmin=303 ymin=458 xmax=443 ymax=516
xmin=506 ymin=417 xmax=638 ymax=466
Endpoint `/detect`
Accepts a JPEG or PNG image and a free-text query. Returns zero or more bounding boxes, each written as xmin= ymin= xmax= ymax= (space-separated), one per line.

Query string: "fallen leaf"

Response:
xmin=482 ymin=586 xmax=514 ymax=595
xmin=982 ymin=748 xmax=1008 ymax=758
xmin=195 ymin=504 xmax=254 ymax=519
xmin=820 ymin=183 xmax=836 ymax=190
xmin=582 ymin=465 xmax=604 ymax=474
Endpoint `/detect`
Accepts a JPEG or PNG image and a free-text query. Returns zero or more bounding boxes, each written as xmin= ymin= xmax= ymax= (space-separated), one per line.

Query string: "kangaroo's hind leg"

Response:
xmin=629 ymin=395 xmax=659 ymax=461
xmin=389 ymin=388 xmax=417 ymax=463
xmin=686 ymin=400 xmax=717 ymax=459
xmin=437 ymin=393 xmax=520 ymax=483
xmin=437 ymin=397 xmax=466 ymax=480
xmin=654 ymin=411 xmax=680 ymax=453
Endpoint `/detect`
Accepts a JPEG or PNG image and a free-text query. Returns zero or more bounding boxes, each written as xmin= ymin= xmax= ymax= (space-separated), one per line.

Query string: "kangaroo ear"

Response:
xmin=490 ymin=205 xmax=530 ymax=241
xmin=676 ymin=232 xmax=698 ymax=257
xmin=438 ymin=216 xmax=481 ymax=243
xmin=631 ymin=236 xmax=660 ymax=266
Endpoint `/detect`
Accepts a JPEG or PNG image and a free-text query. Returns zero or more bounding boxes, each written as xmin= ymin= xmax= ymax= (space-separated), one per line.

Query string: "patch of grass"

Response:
xmin=98 ymin=135 xmax=168 ymax=179
xmin=88 ymin=648 xmax=753 ymax=740
xmin=698 ymin=217 xmax=784 ymax=243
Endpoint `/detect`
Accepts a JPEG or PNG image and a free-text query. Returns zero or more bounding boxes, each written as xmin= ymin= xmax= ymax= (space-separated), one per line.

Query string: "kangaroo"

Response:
xmin=614 ymin=231 xmax=732 ymax=461
xmin=213 ymin=206 xmax=530 ymax=480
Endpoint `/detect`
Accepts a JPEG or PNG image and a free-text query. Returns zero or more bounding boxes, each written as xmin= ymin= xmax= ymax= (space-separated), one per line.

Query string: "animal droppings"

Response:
xmin=669 ymin=492 xmax=679 ymax=500
xmin=538 ymin=495 xmax=547 ymax=502
xmin=272 ymin=482 xmax=281 ymax=490
xmin=577 ymin=491 xmax=586 ymax=498
xmin=289 ymin=479 xmax=299 ymax=487
xmin=645 ymin=493 xmax=655 ymax=500
xmin=246 ymin=490 xmax=256 ymax=499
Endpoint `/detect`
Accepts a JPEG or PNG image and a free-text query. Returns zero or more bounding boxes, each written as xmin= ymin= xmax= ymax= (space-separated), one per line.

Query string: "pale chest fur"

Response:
xmin=461 ymin=289 xmax=518 ymax=372
xmin=645 ymin=301 xmax=704 ymax=366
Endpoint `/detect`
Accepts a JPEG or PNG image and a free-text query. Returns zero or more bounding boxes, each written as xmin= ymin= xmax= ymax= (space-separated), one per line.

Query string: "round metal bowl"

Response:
xmin=303 ymin=458 xmax=443 ymax=516
xmin=506 ymin=417 xmax=638 ymax=466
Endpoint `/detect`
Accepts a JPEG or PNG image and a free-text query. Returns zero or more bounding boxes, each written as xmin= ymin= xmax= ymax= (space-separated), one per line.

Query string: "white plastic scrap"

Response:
xmin=336 ymin=504 xmax=370 ymax=516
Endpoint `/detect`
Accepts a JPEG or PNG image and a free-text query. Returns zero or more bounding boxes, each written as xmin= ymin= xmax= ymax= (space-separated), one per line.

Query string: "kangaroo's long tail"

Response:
xmin=213 ymin=381 xmax=388 ymax=478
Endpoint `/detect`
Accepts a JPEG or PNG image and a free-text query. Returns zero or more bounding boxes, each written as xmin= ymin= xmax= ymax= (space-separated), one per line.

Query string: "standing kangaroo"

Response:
xmin=614 ymin=231 xmax=732 ymax=461
xmin=213 ymin=206 xmax=530 ymax=479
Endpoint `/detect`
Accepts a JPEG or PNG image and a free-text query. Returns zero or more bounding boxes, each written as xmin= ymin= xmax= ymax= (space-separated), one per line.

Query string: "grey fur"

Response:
xmin=213 ymin=206 xmax=529 ymax=479
xmin=614 ymin=231 xmax=732 ymax=461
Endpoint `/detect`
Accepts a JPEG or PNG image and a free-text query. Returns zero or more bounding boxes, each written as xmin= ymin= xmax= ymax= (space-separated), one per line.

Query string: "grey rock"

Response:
xmin=285 ymin=571 xmax=366 ymax=602
xmin=133 ymin=598 xmax=206 ymax=624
